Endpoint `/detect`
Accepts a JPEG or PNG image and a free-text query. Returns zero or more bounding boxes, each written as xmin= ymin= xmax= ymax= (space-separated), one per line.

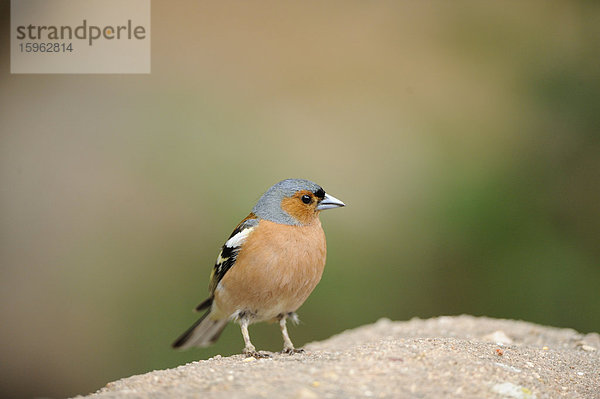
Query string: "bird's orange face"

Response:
xmin=280 ymin=190 xmax=324 ymax=225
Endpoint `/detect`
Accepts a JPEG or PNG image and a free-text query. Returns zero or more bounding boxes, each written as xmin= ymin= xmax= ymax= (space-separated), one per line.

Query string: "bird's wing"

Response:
xmin=207 ymin=213 xmax=259 ymax=297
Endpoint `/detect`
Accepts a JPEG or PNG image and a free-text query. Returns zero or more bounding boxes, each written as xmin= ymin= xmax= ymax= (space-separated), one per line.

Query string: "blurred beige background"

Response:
xmin=1 ymin=1 xmax=599 ymax=398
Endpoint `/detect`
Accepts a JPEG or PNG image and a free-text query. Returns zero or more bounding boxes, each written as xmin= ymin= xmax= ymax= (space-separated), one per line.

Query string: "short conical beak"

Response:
xmin=316 ymin=193 xmax=346 ymax=210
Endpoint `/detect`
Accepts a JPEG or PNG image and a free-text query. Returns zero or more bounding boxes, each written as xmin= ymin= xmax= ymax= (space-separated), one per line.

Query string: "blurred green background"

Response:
xmin=1 ymin=1 xmax=599 ymax=398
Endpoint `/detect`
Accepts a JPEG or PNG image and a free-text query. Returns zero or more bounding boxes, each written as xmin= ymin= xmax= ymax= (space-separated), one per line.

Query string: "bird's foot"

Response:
xmin=243 ymin=348 xmax=271 ymax=358
xmin=281 ymin=347 xmax=305 ymax=355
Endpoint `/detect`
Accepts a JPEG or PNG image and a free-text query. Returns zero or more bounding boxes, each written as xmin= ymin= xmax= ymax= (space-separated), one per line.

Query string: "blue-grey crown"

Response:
xmin=252 ymin=179 xmax=323 ymax=225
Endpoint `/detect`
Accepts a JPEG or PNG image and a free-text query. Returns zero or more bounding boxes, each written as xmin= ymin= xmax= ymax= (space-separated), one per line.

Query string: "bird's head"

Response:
xmin=252 ymin=178 xmax=345 ymax=226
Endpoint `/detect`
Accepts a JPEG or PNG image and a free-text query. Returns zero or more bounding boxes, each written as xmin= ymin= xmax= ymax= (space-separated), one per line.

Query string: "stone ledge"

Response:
xmin=75 ymin=315 xmax=600 ymax=399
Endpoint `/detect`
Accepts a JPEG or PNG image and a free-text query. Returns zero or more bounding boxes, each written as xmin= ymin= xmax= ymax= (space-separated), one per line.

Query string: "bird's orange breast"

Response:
xmin=215 ymin=219 xmax=326 ymax=321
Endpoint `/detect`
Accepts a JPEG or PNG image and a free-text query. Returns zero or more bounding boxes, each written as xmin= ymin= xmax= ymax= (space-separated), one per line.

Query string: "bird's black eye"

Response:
xmin=301 ymin=194 xmax=312 ymax=204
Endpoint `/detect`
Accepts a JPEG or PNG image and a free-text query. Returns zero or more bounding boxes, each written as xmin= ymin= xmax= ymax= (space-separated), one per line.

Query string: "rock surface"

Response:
xmin=75 ymin=315 xmax=600 ymax=399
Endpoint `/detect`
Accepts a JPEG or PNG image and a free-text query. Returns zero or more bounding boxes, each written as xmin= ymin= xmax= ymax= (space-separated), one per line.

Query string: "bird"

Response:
xmin=172 ymin=178 xmax=345 ymax=357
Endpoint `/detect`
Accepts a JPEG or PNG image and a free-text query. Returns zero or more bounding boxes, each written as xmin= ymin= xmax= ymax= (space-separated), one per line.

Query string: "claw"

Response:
xmin=281 ymin=347 xmax=305 ymax=355
xmin=243 ymin=348 xmax=271 ymax=358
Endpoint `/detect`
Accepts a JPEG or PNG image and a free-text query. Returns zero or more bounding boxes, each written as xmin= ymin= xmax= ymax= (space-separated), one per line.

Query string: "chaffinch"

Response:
xmin=172 ymin=178 xmax=345 ymax=357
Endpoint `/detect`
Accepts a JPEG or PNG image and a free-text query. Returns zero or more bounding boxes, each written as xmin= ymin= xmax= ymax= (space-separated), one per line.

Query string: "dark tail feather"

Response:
xmin=195 ymin=297 xmax=212 ymax=312
xmin=172 ymin=309 xmax=228 ymax=349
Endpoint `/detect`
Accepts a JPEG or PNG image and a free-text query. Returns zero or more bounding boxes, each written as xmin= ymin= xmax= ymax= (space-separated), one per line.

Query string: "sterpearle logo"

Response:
xmin=15 ymin=19 xmax=147 ymax=46
xmin=11 ymin=0 xmax=151 ymax=74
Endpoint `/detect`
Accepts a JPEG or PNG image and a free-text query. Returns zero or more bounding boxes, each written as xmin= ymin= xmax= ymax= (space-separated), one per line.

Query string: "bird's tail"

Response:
xmin=172 ymin=305 xmax=228 ymax=350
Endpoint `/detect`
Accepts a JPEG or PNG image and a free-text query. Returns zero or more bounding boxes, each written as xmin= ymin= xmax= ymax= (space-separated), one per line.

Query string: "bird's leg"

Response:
xmin=240 ymin=318 xmax=269 ymax=358
xmin=240 ymin=318 xmax=255 ymax=354
xmin=279 ymin=316 xmax=304 ymax=354
xmin=280 ymin=317 xmax=294 ymax=351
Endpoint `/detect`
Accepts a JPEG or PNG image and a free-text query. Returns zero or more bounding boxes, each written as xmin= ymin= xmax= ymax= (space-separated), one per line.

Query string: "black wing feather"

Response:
xmin=207 ymin=215 xmax=259 ymax=296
